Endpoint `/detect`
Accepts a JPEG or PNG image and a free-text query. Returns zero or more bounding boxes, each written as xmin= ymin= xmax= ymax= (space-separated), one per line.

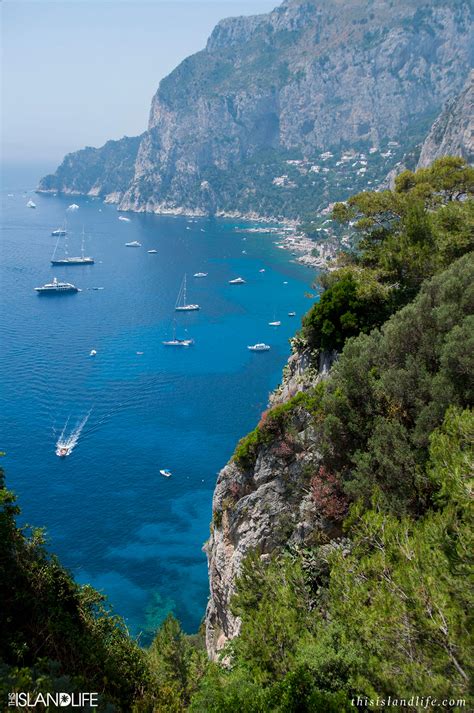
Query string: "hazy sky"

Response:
xmin=2 ymin=0 xmax=276 ymax=167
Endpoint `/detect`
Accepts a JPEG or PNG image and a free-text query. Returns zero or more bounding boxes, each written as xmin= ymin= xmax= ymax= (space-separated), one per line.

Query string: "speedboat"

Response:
xmin=259 ymin=269 xmax=266 ymax=273
xmin=35 ymin=277 xmax=79 ymax=294
xmin=248 ymin=343 xmax=271 ymax=352
xmin=51 ymin=228 xmax=67 ymax=236
xmin=118 ymin=216 xmax=131 ymax=222
xmin=90 ymin=349 xmax=97 ymax=357
xmin=125 ymin=241 xmax=141 ymax=247
xmin=268 ymin=320 xmax=281 ymax=326
xmin=193 ymin=272 xmax=208 ymax=278
xmin=288 ymin=311 xmax=296 ymax=317
xmin=147 ymin=249 xmax=158 ymax=254
xmin=160 ymin=469 xmax=172 ymax=477
xmin=229 ymin=277 xmax=246 ymax=284
xmin=56 ymin=445 xmax=71 ymax=458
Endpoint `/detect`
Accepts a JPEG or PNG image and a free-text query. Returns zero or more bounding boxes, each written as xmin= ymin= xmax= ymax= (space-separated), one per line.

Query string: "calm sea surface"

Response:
xmin=0 ymin=167 xmax=316 ymax=637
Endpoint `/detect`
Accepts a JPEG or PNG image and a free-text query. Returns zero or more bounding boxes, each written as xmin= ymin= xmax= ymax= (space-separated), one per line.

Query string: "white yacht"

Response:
xmin=193 ymin=272 xmax=208 ymax=278
xmin=229 ymin=277 xmax=246 ymax=285
xmin=288 ymin=311 xmax=296 ymax=317
xmin=147 ymin=249 xmax=158 ymax=254
xmin=175 ymin=274 xmax=200 ymax=311
xmin=248 ymin=343 xmax=271 ymax=352
xmin=268 ymin=320 xmax=281 ymax=326
xmin=35 ymin=277 xmax=79 ymax=294
xmin=125 ymin=240 xmax=141 ymax=247
xmin=119 ymin=216 xmax=131 ymax=222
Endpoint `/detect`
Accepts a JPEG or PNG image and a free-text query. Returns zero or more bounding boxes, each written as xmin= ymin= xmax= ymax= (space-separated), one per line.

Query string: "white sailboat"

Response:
xmin=175 ymin=274 xmax=200 ymax=311
xmin=162 ymin=321 xmax=194 ymax=347
xmin=248 ymin=343 xmax=270 ymax=352
xmin=51 ymin=226 xmax=94 ymax=265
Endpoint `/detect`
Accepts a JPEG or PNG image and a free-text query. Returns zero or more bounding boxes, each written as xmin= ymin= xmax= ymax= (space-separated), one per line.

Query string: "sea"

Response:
xmin=0 ymin=165 xmax=317 ymax=639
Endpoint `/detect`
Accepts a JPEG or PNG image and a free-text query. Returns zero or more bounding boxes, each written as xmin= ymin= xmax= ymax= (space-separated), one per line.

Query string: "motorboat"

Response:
xmin=147 ymin=249 xmax=158 ymax=254
xmin=35 ymin=277 xmax=79 ymax=294
xmin=160 ymin=469 xmax=172 ymax=477
xmin=248 ymin=343 xmax=271 ymax=352
xmin=26 ymin=200 xmax=36 ymax=209
xmin=229 ymin=277 xmax=246 ymax=284
xmin=268 ymin=320 xmax=281 ymax=326
xmin=193 ymin=272 xmax=208 ymax=278
xmin=125 ymin=241 xmax=141 ymax=247
xmin=118 ymin=216 xmax=131 ymax=222
xmin=288 ymin=311 xmax=296 ymax=317
xmin=90 ymin=349 xmax=97 ymax=357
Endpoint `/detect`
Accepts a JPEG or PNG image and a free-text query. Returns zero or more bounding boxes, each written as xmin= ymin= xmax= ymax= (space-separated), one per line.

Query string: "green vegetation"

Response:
xmin=189 ymin=408 xmax=473 ymax=711
xmin=3 ymin=159 xmax=472 ymax=710
xmin=302 ymin=158 xmax=474 ymax=351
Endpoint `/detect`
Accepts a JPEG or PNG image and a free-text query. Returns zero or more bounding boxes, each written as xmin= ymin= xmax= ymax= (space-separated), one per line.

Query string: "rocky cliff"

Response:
xmin=38 ymin=136 xmax=142 ymax=201
xmin=205 ymin=346 xmax=336 ymax=659
xmin=39 ymin=0 xmax=473 ymax=219
xmin=417 ymin=69 xmax=474 ymax=168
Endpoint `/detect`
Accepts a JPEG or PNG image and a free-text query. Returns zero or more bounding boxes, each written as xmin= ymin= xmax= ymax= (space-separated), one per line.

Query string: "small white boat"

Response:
xmin=147 ymin=249 xmax=158 ymax=254
xmin=160 ymin=469 xmax=172 ymax=477
xmin=193 ymin=272 xmax=208 ymax=278
xmin=259 ymin=269 xmax=266 ymax=273
xmin=268 ymin=320 xmax=281 ymax=327
xmin=125 ymin=241 xmax=141 ymax=247
xmin=136 ymin=351 xmax=144 ymax=355
xmin=248 ymin=343 xmax=271 ymax=352
xmin=163 ymin=338 xmax=194 ymax=347
xmin=56 ymin=445 xmax=72 ymax=458
xmin=118 ymin=216 xmax=131 ymax=222
xmin=175 ymin=274 xmax=200 ymax=311
xmin=67 ymin=203 xmax=79 ymax=211
xmin=26 ymin=200 xmax=36 ymax=209
xmin=283 ymin=281 xmax=288 ymax=285
xmin=89 ymin=349 xmax=97 ymax=357
xmin=229 ymin=277 xmax=246 ymax=285
xmin=242 ymin=250 xmax=247 ymax=254
xmin=288 ymin=311 xmax=296 ymax=317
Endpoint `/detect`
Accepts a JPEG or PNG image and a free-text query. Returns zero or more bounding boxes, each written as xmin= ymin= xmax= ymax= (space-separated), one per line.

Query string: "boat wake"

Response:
xmin=55 ymin=410 xmax=92 ymax=457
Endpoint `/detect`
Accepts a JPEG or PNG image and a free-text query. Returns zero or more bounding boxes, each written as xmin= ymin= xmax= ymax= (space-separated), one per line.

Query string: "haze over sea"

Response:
xmin=1 ymin=166 xmax=316 ymax=638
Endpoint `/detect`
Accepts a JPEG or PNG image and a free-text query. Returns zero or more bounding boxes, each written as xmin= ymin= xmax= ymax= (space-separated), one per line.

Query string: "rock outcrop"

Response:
xmin=39 ymin=0 xmax=472 ymax=218
xmin=38 ymin=136 xmax=142 ymax=202
xmin=417 ymin=69 xmax=474 ymax=168
xmin=205 ymin=346 xmax=337 ymax=659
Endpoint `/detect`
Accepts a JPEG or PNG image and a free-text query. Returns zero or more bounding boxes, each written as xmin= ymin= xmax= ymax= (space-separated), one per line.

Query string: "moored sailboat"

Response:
xmin=175 ymin=274 xmax=200 ymax=311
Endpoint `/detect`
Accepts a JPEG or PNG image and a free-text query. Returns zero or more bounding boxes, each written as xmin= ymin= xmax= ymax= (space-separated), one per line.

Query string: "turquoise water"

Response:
xmin=0 ymin=171 xmax=316 ymax=638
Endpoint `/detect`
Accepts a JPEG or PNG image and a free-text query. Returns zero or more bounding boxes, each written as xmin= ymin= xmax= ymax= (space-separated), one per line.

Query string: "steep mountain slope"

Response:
xmin=38 ymin=135 xmax=142 ymax=200
xmin=417 ymin=69 xmax=474 ymax=167
xmin=38 ymin=0 xmax=473 ymax=218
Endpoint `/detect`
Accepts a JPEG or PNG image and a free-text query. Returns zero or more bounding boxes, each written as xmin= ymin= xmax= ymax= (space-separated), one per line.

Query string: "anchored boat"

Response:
xmin=35 ymin=277 xmax=79 ymax=294
xmin=175 ymin=274 xmax=200 ymax=311
xmin=51 ymin=227 xmax=94 ymax=265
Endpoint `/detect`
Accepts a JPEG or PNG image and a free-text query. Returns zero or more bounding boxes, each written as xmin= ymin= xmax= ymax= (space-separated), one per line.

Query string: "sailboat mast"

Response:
xmin=81 ymin=227 xmax=85 ymax=258
xmin=183 ymin=274 xmax=187 ymax=305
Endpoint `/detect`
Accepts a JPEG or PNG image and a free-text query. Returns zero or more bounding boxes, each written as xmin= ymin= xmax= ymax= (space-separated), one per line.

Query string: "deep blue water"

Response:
xmin=0 ymin=169 xmax=316 ymax=638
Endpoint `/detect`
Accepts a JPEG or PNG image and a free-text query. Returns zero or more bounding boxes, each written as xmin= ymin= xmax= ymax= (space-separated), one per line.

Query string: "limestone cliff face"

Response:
xmin=417 ymin=69 xmax=474 ymax=168
xmin=39 ymin=0 xmax=472 ymax=217
xmin=205 ymin=347 xmax=337 ymax=659
xmin=37 ymin=136 xmax=142 ymax=202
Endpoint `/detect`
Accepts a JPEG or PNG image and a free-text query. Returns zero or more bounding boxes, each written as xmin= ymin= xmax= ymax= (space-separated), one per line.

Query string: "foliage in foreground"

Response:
xmin=302 ymin=158 xmax=474 ymax=351
xmin=194 ymin=408 xmax=473 ymax=711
